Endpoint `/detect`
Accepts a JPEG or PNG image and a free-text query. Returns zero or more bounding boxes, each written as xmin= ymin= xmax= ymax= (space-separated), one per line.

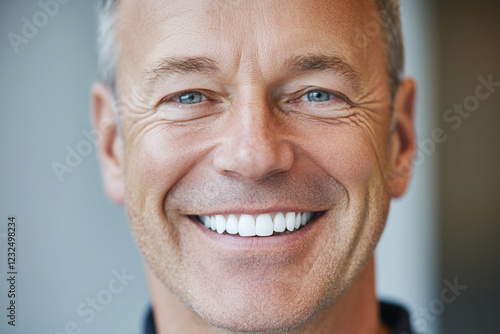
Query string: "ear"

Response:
xmin=389 ymin=77 xmax=417 ymax=198
xmin=91 ymin=82 xmax=125 ymax=205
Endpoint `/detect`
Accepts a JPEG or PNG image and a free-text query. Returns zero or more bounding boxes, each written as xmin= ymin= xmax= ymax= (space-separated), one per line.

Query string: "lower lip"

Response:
xmin=187 ymin=212 xmax=326 ymax=250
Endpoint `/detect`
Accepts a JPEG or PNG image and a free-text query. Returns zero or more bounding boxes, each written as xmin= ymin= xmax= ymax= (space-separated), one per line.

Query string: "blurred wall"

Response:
xmin=0 ymin=0 xmax=441 ymax=333
xmin=376 ymin=1 xmax=440 ymax=333
xmin=0 ymin=2 xmax=149 ymax=334
xmin=437 ymin=0 xmax=500 ymax=332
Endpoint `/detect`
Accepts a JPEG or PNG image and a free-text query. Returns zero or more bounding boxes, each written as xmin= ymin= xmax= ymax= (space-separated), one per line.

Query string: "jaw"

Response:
xmin=145 ymin=252 xmax=381 ymax=334
xmin=126 ymin=174 xmax=390 ymax=333
xmin=144 ymin=209 xmax=348 ymax=332
xmin=128 ymin=180 xmax=390 ymax=333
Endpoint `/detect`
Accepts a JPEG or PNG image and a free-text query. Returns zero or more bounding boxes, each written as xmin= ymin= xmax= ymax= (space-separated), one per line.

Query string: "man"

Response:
xmin=91 ymin=0 xmax=416 ymax=333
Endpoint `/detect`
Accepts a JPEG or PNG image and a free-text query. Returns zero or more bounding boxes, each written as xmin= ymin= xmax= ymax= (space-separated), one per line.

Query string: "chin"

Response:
xmin=184 ymin=279 xmax=330 ymax=334
xmin=196 ymin=306 xmax=313 ymax=334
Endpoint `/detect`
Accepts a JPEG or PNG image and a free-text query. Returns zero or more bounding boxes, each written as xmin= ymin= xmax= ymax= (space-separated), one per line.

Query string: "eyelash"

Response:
xmin=158 ymin=88 xmax=352 ymax=107
xmin=159 ymin=90 xmax=211 ymax=106
xmin=289 ymin=88 xmax=352 ymax=105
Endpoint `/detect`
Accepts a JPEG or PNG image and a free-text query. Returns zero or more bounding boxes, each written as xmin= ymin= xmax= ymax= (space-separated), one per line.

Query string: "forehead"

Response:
xmin=115 ymin=0 xmax=382 ymax=91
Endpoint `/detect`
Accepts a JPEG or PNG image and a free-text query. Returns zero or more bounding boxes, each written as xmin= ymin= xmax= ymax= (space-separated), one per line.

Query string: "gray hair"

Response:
xmin=96 ymin=0 xmax=119 ymax=92
xmin=96 ymin=0 xmax=404 ymax=98
xmin=375 ymin=0 xmax=404 ymax=98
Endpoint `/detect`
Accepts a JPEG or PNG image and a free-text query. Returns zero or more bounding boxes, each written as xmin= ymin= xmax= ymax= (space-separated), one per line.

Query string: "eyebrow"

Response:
xmin=143 ymin=54 xmax=360 ymax=92
xmin=146 ymin=56 xmax=218 ymax=82
xmin=284 ymin=54 xmax=360 ymax=86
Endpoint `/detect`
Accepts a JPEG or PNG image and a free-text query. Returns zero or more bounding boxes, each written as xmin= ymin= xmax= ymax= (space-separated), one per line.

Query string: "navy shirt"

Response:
xmin=143 ymin=301 xmax=413 ymax=334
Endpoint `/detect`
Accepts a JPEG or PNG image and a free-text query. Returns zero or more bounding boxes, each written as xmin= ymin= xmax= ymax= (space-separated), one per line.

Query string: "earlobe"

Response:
xmin=389 ymin=77 xmax=417 ymax=198
xmin=91 ymin=82 xmax=125 ymax=205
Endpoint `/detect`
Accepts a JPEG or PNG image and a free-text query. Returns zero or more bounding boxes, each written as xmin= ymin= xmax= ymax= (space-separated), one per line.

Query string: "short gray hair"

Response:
xmin=96 ymin=0 xmax=119 ymax=92
xmin=375 ymin=0 xmax=404 ymax=98
xmin=96 ymin=0 xmax=404 ymax=97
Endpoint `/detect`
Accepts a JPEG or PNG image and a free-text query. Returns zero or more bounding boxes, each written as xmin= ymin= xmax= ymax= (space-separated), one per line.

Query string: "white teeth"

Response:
xmin=201 ymin=215 xmax=210 ymax=228
xmin=226 ymin=214 xmax=239 ymax=234
xmin=210 ymin=216 xmax=217 ymax=231
xmin=285 ymin=212 xmax=295 ymax=232
xmin=273 ymin=212 xmax=286 ymax=233
xmin=239 ymin=215 xmax=256 ymax=236
xmin=294 ymin=212 xmax=301 ymax=229
xmin=216 ymin=215 xmax=226 ymax=234
xmin=301 ymin=212 xmax=307 ymax=226
xmin=256 ymin=214 xmax=274 ymax=236
xmin=197 ymin=211 xmax=317 ymax=237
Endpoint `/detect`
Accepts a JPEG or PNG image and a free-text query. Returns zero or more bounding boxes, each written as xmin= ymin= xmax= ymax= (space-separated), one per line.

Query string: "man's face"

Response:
xmin=96 ymin=0 xmax=414 ymax=332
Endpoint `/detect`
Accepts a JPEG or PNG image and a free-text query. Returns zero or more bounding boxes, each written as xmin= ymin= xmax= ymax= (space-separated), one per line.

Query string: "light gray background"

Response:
xmin=1 ymin=0 xmax=498 ymax=333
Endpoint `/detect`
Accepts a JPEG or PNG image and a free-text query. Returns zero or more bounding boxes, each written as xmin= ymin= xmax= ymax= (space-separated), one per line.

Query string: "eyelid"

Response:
xmin=156 ymin=88 xmax=353 ymax=109
xmin=157 ymin=89 xmax=214 ymax=107
xmin=289 ymin=88 xmax=353 ymax=105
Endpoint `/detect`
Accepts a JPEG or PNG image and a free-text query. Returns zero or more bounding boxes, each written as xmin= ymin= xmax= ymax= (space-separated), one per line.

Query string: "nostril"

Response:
xmin=213 ymin=142 xmax=294 ymax=181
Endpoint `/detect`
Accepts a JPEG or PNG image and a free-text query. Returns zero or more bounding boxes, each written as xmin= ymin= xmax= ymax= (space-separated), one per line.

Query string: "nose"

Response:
xmin=213 ymin=96 xmax=294 ymax=181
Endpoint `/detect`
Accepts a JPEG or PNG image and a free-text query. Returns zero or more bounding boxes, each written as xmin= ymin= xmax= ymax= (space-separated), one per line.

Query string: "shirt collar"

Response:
xmin=144 ymin=301 xmax=413 ymax=334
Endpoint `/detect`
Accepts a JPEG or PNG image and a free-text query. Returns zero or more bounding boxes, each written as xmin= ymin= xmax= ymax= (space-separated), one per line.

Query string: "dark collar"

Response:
xmin=379 ymin=301 xmax=413 ymax=333
xmin=144 ymin=301 xmax=413 ymax=334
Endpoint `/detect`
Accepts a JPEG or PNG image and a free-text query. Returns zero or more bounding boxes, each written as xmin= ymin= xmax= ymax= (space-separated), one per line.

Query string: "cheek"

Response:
xmin=123 ymin=129 xmax=189 ymax=249
xmin=299 ymin=125 xmax=390 ymax=275
xmin=123 ymin=126 xmax=213 ymax=289
xmin=301 ymin=127 xmax=382 ymax=189
xmin=126 ymin=127 xmax=205 ymax=203
xmin=298 ymin=121 xmax=392 ymax=238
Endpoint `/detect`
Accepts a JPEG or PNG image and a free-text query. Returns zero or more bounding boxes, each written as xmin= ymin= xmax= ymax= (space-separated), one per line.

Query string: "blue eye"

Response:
xmin=306 ymin=90 xmax=331 ymax=102
xmin=178 ymin=92 xmax=203 ymax=104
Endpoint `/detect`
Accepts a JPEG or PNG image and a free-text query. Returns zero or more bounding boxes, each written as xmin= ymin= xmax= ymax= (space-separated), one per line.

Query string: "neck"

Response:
xmin=147 ymin=257 xmax=384 ymax=334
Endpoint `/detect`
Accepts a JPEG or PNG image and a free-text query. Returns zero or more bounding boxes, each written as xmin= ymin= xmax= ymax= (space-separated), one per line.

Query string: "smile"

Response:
xmin=193 ymin=211 xmax=322 ymax=237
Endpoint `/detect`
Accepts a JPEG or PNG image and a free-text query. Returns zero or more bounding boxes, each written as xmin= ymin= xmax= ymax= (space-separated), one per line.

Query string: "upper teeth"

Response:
xmin=198 ymin=212 xmax=316 ymax=237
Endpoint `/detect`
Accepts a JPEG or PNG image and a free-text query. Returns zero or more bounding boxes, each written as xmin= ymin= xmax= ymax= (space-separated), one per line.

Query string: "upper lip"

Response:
xmin=187 ymin=207 xmax=326 ymax=216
